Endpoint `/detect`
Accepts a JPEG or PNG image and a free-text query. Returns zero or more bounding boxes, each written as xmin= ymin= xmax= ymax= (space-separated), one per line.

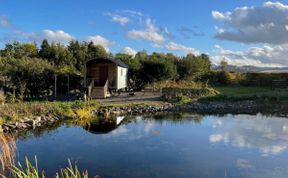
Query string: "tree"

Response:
xmin=0 ymin=42 xmax=38 ymax=58
xmin=220 ymin=59 xmax=228 ymax=72
xmin=4 ymin=57 xmax=54 ymax=99
xmin=140 ymin=58 xmax=177 ymax=84
xmin=178 ymin=53 xmax=198 ymax=80
xmin=134 ymin=50 xmax=148 ymax=61
xmin=39 ymin=39 xmax=51 ymax=59
xmin=49 ymin=43 xmax=75 ymax=66
xmin=86 ymin=42 xmax=108 ymax=59
xmin=198 ymin=54 xmax=211 ymax=72
xmin=177 ymin=53 xmax=212 ymax=80
xmin=68 ymin=40 xmax=87 ymax=71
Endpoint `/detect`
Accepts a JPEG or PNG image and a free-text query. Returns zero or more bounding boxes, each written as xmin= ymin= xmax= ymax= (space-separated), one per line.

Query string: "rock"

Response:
xmin=35 ymin=116 xmax=42 ymax=122
xmin=47 ymin=117 xmax=55 ymax=122
xmin=2 ymin=126 xmax=9 ymax=132
xmin=24 ymin=119 xmax=38 ymax=127
xmin=16 ymin=122 xmax=28 ymax=129
xmin=3 ymin=123 xmax=16 ymax=129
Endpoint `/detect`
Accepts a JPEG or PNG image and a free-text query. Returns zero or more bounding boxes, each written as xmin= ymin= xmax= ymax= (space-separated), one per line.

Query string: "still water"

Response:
xmin=15 ymin=113 xmax=288 ymax=178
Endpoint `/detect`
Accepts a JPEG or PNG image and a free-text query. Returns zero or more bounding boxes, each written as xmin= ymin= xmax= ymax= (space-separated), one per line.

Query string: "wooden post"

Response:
xmin=54 ymin=74 xmax=57 ymax=97
xmin=84 ymin=62 xmax=87 ymax=87
xmin=67 ymin=75 xmax=70 ymax=94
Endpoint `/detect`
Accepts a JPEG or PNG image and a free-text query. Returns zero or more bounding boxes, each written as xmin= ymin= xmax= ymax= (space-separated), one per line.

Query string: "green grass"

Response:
xmin=214 ymin=87 xmax=272 ymax=97
xmin=201 ymin=86 xmax=288 ymax=102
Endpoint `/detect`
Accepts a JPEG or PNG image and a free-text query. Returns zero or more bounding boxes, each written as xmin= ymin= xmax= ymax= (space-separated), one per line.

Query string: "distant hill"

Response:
xmin=212 ymin=65 xmax=288 ymax=73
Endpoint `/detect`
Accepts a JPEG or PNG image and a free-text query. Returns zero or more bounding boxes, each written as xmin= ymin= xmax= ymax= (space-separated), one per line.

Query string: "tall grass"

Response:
xmin=0 ymin=134 xmax=16 ymax=175
xmin=12 ymin=158 xmax=90 ymax=178
xmin=11 ymin=157 xmax=44 ymax=178
xmin=56 ymin=160 xmax=89 ymax=178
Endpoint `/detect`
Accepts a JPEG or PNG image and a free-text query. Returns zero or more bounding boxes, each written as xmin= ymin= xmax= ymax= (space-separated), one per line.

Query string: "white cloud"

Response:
xmin=41 ymin=30 xmax=74 ymax=43
xmin=212 ymin=1 xmax=288 ymax=44
xmin=105 ymin=13 xmax=130 ymax=26
xmin=127 ymin=18 xmax=165 ymax=43
xmin=165 ymin=42 xmax=200 ymax=55
xmin=86 ymin=35 xmax=112 ymax=51
xmin=26 ymin=29 xmax=75 ymax=44
xmin=112 ymin=15 xmax=129 ymax=26
xmin=211 ymin=11 xmax=228 ymax=20
xmin=264 ymin=1 xmax=288 ymax=10
xmin=120 ymin=10 xmax=144 ymax=17
xmin=212 ymin=44 xmax=287 ymax=67
xmin=121 ymin=46 xmax=137 ymax=56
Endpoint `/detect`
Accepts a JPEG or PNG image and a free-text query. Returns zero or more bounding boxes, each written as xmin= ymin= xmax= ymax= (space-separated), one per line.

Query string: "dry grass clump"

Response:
xmin=0 ymin=133 xmax=16 ymax=176
xmin=155 ymin=80 xmax=209 ymax=90
xmin=75 ymin=108 xmax=93 ymax=120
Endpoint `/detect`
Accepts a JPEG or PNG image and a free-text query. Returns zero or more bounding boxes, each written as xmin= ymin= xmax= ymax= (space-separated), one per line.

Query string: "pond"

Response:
xmin=15 ymin=113 xmax=288 ymax=178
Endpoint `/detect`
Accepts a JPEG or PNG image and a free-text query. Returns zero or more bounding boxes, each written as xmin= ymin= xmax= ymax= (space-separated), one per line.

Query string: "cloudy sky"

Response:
xmin=1 ymin=0 xmax=288 ymax=67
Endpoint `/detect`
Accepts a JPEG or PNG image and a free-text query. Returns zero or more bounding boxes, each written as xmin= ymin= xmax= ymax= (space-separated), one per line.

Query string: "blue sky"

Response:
xmin=1 ymin=0 xmax=288 ymax=67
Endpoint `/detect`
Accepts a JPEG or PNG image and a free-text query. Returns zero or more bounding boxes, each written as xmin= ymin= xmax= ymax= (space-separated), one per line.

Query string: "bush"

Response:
xmin=193 ymin=71 xmax=228 ymax=86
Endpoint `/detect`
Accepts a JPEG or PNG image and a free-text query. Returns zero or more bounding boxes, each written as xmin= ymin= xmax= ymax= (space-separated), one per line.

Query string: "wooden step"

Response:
xmin=91 ymin=87 xmax=110 ymax=99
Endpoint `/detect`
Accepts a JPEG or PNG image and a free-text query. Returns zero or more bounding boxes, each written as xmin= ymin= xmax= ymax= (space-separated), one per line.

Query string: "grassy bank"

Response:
xmin=0 ymin=101 xmax=99 ymax=125
xmin=0 ymin=100 xmax=169 ymax=125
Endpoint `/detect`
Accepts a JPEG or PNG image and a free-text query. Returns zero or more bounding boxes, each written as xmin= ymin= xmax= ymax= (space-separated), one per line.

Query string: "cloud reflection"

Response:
xmin=104 ymin=118 xmax=157 ymax=140
xmin=209 ymin=114 xmax=288 ymax=155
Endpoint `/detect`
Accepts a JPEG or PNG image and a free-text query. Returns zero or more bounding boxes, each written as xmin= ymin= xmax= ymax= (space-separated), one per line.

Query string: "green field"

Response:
xmin=204 ymin=86 xmax=288 ymax=101
xmin=215 ymin=87 xmax=272 ymax=97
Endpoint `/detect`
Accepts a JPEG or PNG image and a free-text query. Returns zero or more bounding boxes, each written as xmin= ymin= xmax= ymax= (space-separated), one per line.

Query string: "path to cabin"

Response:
xmin=97 ymin=92 xmax=161 ymax=104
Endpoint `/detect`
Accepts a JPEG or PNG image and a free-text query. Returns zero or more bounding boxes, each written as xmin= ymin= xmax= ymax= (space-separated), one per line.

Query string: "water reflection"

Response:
xmin=209 ymin=114 xmax=288 ymax=155
xmin=13 ymin=112 xmax=288 ymax=178
xmin=83 ymin=116 xmax=125 ymax=134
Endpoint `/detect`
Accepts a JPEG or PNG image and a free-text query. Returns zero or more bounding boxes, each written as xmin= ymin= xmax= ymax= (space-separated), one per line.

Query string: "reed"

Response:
xmin=11 ymin=157 xmax=92 ymax=178
xmin=11 ymin=157 xmax=44 ymax=178
xmin=0 ymin=133 xmax=16 ymax=176
xmin=55 ymin=160 xmax=89 ymax=178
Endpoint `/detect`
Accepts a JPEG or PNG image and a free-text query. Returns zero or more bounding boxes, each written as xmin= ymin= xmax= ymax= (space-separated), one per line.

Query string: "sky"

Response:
xmin=0 ymin=0 xmax=288 ymax=67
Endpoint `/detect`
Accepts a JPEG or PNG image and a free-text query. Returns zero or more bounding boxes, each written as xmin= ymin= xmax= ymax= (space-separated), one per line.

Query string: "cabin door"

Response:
xmin=99 ymin=65 xmax=108 ymax=86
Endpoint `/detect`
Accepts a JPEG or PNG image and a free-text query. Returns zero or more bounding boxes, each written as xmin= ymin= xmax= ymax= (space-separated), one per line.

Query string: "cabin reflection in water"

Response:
xmin=83 ymin=116 xmax=125 ymax=134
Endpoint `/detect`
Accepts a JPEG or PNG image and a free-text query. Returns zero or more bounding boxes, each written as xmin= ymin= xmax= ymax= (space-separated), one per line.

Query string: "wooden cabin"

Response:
xmin=84 ymin=57 xmax=128 ymax=99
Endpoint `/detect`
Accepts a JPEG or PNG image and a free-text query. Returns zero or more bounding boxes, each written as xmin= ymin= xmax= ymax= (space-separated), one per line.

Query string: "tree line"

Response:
xmin=0 ymin=40 xmax=215 ymax=100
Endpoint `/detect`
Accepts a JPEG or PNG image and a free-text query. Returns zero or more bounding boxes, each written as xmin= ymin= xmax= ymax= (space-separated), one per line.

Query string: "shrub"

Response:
xmin=193 ymin=71 xmax=228 ymax=86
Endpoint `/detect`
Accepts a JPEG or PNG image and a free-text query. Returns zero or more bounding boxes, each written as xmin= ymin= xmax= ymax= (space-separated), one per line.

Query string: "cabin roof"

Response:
xmin=86 ymin=57 xmax=129 ymax=68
